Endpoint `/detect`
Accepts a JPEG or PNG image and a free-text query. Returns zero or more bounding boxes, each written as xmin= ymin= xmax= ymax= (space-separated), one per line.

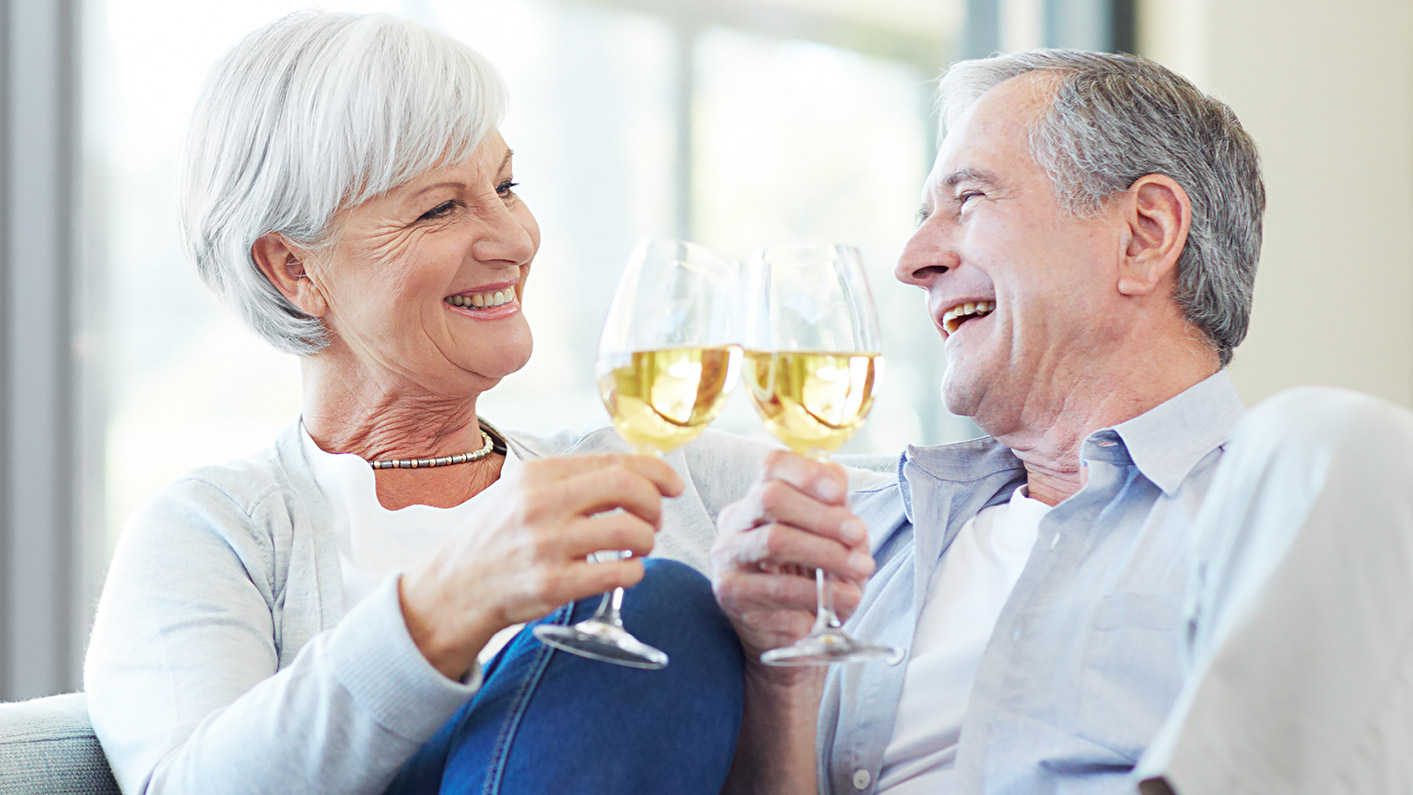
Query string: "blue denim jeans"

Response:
xmin=386 ymin=558 xmax=744 ymax=794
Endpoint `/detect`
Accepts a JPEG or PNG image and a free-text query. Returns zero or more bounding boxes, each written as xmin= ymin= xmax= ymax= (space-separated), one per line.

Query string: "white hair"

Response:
xmin=938 ymin=50 xmax=1265 ymax=367
xmin=180 ymin=11 xmax=508 ymax=354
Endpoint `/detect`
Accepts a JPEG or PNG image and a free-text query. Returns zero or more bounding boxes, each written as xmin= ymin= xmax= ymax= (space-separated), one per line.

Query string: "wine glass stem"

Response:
xmin=587 ymin=444 xmax=660 ymax=627
xmin=803 ymin=448 xmax=846 ymax=635
xmin=813 ymin=568 xmax=844 ymax=633
xmin=592 ymin=586 xmax=627 ymax=628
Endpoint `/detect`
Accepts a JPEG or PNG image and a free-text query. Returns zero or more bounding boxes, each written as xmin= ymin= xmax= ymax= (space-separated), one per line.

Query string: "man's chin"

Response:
xmin=939 ymin=373 xmax=981 ymax=421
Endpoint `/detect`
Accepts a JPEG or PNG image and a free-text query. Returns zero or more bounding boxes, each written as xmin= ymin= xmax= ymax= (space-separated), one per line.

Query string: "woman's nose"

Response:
xmin=894 ymin=218 xmax=957 ymax=288
xmin=471 ymin=203 xmax=537 ymax=267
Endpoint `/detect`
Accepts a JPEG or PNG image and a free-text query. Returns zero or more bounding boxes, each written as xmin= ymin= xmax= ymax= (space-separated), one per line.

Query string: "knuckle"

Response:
xmin=715 ymin=502 xmax=742 ymax=534
xmin=520 ymin=459 xmax=552 ymax=482
xmin=526 ymin=532 xmax=559 ymax=563
xmin=617 ymin=519 xmax=653 ymax=553
xmin=610 ymin=558 xmax=646 ymax=589
xmin=604 ymin=467 xmax=637 ymax=495
xmin=759 ymin=524 xmax=790 ymax=558
xmin=525 ymin=565 xmax=560 ymax=600
xmin=600 ymin=452 xmax=634 ymax=472
xmin=762 ymin=448 xmax=792 ymax=473
xmin=833 ymin=583 xmax=862 ymax=615
xmin=758 ymin=481 xmax=789 ymax=514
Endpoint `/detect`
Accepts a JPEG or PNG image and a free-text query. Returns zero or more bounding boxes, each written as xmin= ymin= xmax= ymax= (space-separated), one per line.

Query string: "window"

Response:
xmin=2 ymin=0 xmax=1130 ymax=701
xmin=82 ymin=0 xmax=960 ymax=565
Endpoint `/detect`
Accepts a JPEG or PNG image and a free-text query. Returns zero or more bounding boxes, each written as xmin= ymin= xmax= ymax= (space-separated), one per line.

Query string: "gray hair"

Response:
xmin=938 ymin=49 xmax=1264 ymax=366
xmin=180 ymin=11 xmax=508 ymax=355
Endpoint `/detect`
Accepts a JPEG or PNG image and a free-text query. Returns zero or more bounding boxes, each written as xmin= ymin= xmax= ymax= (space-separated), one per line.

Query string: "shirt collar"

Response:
xmin=898 ymin=436 xmax=1027 ymax=524
xmin=1100 ymin=369 xmax=1245 ymax=496
xmin=899 ymin=370 xmax=1244 ymax=510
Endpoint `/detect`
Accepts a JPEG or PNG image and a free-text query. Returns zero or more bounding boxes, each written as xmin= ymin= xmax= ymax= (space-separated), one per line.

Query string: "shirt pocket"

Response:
xmin=1075 ymin=592 xmax=1186 ymax=761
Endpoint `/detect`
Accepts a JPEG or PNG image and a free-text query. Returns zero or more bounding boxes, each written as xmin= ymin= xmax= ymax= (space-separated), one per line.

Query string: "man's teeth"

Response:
xmin=942 ymin=300 xmax=995 ymax=334
xmin=446 ymin=290 xmax=513 ymax=310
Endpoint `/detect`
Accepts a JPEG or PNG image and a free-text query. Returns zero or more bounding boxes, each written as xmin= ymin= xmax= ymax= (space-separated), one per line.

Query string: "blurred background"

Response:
xmin=2 ymin=0 xmax=1410 ymax=699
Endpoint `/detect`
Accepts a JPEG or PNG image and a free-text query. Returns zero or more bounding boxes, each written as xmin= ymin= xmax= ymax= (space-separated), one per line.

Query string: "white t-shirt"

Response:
xmin=877 ymin=485 xmax=1049 ymax=793
xmin=299 ymin=425 xmax=526 ymax=665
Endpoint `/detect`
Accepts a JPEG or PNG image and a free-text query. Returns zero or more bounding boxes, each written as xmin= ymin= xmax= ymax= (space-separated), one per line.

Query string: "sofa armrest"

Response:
xmin=0 ymin=693 xmax=119 ymax=794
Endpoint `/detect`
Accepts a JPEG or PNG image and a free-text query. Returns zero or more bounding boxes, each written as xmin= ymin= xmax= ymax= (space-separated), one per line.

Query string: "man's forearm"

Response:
xmin=722 ymin=666 xmax=826 ymax=795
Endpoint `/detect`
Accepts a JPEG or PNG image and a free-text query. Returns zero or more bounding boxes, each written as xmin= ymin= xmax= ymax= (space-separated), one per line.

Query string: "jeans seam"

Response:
xmin=481 ymin=602 xmax=571 ymax=795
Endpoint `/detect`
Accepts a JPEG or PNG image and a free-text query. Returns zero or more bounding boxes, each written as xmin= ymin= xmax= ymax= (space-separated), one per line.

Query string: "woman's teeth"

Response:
xmin=446 ymin=290 xmax=513 ymax=310
xmin=943 ymin=300 xmax=995 ymax=334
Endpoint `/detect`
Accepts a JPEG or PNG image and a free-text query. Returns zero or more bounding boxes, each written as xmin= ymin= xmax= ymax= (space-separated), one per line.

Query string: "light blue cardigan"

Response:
xmin=83 ymin=420 xmax=800 ymax=794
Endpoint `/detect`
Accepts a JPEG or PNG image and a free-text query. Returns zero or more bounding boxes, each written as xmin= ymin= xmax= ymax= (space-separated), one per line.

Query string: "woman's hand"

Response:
xmin=710 ymin=450 xmax=875 ymax=667
xmin=399 ymin=453 xmax=683 ymax=680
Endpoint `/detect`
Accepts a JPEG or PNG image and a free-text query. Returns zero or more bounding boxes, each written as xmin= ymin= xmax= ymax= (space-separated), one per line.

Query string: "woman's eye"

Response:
xmin=418 ymin=200 xmax=457 ymax=222
xmin=496 ymin=180 xmax=520 ymax=199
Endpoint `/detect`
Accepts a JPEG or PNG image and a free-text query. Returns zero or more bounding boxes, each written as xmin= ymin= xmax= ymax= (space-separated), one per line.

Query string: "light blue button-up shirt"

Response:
xmin=820 ymin=372 xmax=1245 ymax=793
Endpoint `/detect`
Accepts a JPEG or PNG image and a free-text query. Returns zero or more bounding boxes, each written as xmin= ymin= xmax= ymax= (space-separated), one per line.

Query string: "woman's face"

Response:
xmin=308 ymin=130 xmax=540 ymax=397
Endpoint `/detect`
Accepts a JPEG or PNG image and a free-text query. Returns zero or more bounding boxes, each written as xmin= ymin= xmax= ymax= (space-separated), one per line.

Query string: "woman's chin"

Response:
xmin=473 ymin=340 xmax=533 ymax=384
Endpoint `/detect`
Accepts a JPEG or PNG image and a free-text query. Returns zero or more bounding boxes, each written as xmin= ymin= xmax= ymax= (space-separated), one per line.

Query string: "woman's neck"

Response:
xmin=299 ymin=351 xmax=503 ymax=510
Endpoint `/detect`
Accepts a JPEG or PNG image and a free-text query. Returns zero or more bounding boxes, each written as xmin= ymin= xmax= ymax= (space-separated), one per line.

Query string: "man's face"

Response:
xmin=895 ymin=74 xmax=1129 ymax=435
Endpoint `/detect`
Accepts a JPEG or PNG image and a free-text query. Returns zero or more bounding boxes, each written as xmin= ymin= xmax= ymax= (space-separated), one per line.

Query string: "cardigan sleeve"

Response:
xmin=84 ymin=475 xmax=479 ymax=795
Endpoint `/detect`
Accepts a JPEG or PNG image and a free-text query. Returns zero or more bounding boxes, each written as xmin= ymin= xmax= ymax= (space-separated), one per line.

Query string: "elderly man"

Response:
xmin=714 ymin=49 xmax=1413 ymax=794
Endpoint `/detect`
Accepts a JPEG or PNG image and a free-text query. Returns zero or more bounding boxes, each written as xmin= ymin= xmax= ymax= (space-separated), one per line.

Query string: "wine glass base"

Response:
xmin=533 ymin=620 xmax=669 ymax=670
xmin=761 ymin=630 xmax=903 ymax=667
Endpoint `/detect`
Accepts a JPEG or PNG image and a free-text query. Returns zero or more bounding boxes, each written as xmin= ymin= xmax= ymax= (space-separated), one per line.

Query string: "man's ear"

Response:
xmin=251 ymin=233 xmax=328 ymax=318
xmin=1117 ymin=174 xmax=1192 ymax=297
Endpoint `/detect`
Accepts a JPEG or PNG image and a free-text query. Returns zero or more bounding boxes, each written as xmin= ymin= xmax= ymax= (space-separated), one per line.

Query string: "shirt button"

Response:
xmin=853 ymin=769 xmax=871 ymax=790
xmin=1050 ymin=533 xmax=1060 ymax=548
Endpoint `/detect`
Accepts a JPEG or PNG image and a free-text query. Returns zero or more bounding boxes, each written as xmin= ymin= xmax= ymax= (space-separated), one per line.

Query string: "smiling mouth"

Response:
xmin=942 ymin=300 xmax=995 ymax=335
xmin=445 ymin=288 xmax=515 ymax=310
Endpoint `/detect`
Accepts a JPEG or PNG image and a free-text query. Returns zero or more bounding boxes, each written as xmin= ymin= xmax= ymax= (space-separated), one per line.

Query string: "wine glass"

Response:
xmin=744 ymin=243 xmax=902 ymax=666
xmin=533 ymin=237 xmax=742 ymax=669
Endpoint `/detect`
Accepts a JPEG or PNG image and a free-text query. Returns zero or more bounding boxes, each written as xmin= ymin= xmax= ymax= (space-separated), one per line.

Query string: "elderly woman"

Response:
xmin=83 ymin=11 xmax=770 ymax=794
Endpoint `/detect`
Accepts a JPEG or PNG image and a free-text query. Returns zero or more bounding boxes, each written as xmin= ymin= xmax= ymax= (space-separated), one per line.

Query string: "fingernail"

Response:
xmin=841 ymin=518 xmax=866 ymax=543
xmin=847 ymin=551 xmax=874 ymax=578
xmin=815 ymin=478 xmax=842 ymax=502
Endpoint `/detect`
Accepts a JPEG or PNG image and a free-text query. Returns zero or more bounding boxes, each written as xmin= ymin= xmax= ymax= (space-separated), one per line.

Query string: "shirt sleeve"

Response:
xmin=84 ymin=477 xmax=479 ymax=795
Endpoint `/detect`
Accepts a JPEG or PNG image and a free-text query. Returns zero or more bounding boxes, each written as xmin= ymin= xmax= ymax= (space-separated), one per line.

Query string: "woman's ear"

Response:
xmin=251 ymin=233 xmax=328 ymax=317
xmin=1117 ymin=174 xmax=1192 ymax=297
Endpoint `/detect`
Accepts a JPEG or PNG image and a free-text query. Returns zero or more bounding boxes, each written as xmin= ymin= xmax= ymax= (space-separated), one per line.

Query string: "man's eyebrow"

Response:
xmin=942 ymin=167 xmax=1000 ymax=189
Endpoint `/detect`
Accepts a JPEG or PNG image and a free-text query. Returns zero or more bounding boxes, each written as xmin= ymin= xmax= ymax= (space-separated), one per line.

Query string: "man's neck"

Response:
xmin=984 ymin=350 xmax=1220 ymax=507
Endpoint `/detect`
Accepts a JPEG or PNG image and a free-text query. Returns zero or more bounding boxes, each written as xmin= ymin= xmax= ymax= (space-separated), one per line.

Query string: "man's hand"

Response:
xmin=713 ymin=450 xmax=875 ymax=794
xmin=711 ymin=449 xmax=876 ymax=663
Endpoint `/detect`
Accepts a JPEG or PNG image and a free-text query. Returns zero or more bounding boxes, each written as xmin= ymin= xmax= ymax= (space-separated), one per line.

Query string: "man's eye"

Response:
xmin=419 ymin=200 xmax=457 ymax=222
xmin=958 ymin=190 xmax=983 ymax=206
xmin=496 ymin=180 xmax=520 ymax=199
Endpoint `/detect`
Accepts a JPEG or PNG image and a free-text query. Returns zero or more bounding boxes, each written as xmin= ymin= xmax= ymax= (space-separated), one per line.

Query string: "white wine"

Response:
xmin=597 ymin=346 xmax=740 ymax=454
xmin=745 ymin=350 xmax=880 ymax=458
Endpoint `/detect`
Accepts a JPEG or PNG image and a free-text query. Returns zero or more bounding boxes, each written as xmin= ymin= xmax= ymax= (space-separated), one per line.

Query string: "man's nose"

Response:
xmin=894 ymin=219 xmax=957 ymax=288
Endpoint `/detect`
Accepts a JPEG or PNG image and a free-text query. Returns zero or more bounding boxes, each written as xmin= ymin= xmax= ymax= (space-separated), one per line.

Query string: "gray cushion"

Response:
xmin=0 ymin=693 xmax=118 ymax=794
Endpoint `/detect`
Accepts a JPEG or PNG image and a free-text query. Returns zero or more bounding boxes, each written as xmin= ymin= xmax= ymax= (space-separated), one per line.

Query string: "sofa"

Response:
xmin=0 ymin=694 xmax=118 ymax=794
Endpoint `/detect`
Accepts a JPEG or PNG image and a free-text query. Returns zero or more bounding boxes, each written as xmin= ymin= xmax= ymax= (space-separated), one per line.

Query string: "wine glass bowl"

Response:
xmin=533 ymin=238 xmax=741 ymax=669
xmin=744 ymin=243 xmax=902 ymax=666
xmin=744 ymin=350 xmax=880 ymax=462
xmin=597 ymin=346 xmax=739 ymax=455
